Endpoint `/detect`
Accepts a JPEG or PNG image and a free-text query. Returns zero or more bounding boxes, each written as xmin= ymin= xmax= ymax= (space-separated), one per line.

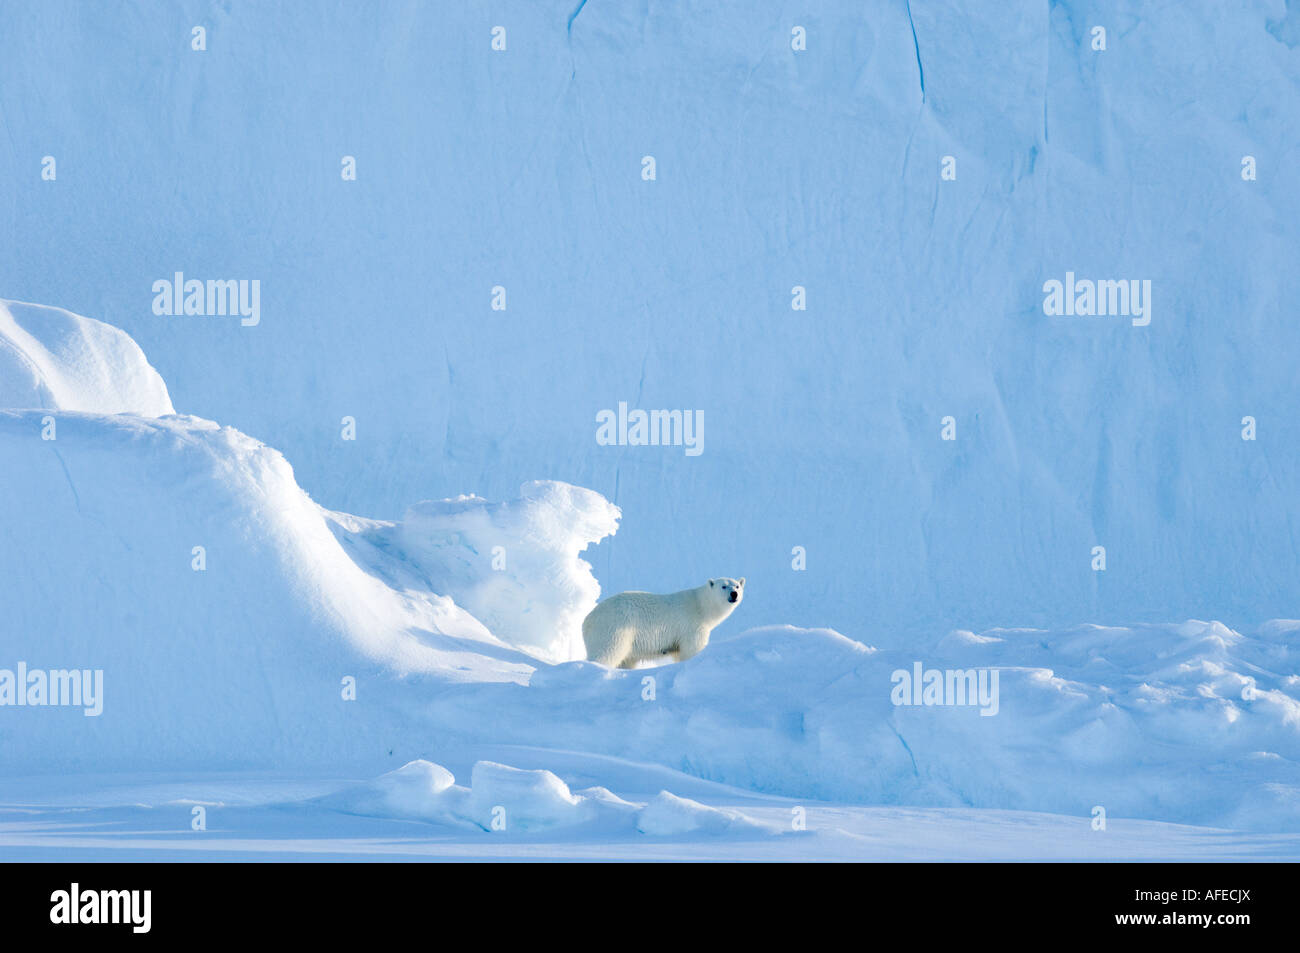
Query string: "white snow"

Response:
xmin=636 ymin=791 xmax=771 ymax=836
xmin=3 ymin=764 xmax=1299 ymax=861
xmin=337 ymin=481 xmax=620 ymax=662
xmin=321 ymin=760 xmax=466 ymax=825
xmin=320 ymin=757 xmax=761 ymax=835
xmin=0 ymin=410 xmax=525 ymax=769
xmin=0 ymin=299 xmax=173 ymax=416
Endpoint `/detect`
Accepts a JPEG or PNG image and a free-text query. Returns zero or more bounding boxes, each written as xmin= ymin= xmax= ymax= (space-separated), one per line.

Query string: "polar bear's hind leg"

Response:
xmin=589 ymin=625 xmax=636 ymax=668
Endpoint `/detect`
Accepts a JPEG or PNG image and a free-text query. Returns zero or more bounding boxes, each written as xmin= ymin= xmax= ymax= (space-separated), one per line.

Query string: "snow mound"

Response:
xmin=324 ymin=759 xmax=767 ymax=836
xmin=323 ymin=759 xmax=605 ymax=831
xmin=0 ymin=299 xmax=173 ymax=416
xmin=0 ymin=409 xmax=536 ymax=773
xmin=319 ymin=759 xmax=463 ymax=823
xmin=636 ymin=791 xmax=771 ymax=837
xmin=330 ymin=481 xmax=619 ymax=661
xmin=0 ymin=304 xmax=620 ymax=772
xmin=398 ymin=483 xmax=620 ymax=661
xmin=468 ymin=761 xmax=590 ymax=830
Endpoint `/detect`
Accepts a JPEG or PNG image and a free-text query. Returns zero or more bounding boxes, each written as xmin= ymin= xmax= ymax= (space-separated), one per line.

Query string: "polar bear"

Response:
xmin=582 ymin=577 xmax=745 ymax=668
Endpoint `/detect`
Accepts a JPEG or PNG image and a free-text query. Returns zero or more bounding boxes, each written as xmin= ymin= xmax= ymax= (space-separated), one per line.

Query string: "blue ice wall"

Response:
xmin=2 ymin=1 xmax=1297 ymax=640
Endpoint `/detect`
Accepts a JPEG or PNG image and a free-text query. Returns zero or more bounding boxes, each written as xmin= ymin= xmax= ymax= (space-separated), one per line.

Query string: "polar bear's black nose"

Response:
xmin=729 ymin=591 xmax=738 ymax=603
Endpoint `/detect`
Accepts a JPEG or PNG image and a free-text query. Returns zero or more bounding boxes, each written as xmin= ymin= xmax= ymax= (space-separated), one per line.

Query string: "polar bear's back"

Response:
xmin=584 ymin=590 xmax=679 ymax=638
xmin=582 ymin=587 xmax=704 ymax=650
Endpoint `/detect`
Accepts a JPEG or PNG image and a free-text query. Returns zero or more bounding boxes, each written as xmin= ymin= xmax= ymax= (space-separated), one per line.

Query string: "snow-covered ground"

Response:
xmin=2 ymin=0 xmax=1299 ymax=861
xmin=6 ymin=759 xmax=1300 ymax=862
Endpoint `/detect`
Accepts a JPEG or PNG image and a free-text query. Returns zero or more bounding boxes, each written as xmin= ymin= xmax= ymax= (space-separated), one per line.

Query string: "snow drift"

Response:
xmin=0 ymin=301 xmax=615 ymax=772
xmin=322 ymin=757 xmax=770 ymax=836
xmin=0 ymin=299 xmax=173 ymax=415
xmin=0 ymin=408 xmax=539 ymax=773
xmin=331 ymin=481 xmax=620 ymax=662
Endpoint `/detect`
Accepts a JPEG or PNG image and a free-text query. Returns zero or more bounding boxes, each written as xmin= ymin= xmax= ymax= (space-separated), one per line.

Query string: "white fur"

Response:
xmin=582 ymin=577 xmax=745 ymax=668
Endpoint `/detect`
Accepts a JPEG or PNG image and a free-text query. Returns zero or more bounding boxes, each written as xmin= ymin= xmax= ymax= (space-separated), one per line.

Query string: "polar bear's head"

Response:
xmin=708 ymin=577 xmax=745 ymax=606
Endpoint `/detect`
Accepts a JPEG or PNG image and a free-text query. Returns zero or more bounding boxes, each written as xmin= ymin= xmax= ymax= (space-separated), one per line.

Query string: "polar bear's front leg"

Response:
xmin=675 ymin=632 xmax=708 ymax=662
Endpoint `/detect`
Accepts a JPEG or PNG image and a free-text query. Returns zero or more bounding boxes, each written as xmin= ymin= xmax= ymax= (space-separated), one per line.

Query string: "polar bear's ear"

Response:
xmin=709 ymin=579 xmax=715 ymax=587
xmin=738 ymin=578 xmax=745 ymax=587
